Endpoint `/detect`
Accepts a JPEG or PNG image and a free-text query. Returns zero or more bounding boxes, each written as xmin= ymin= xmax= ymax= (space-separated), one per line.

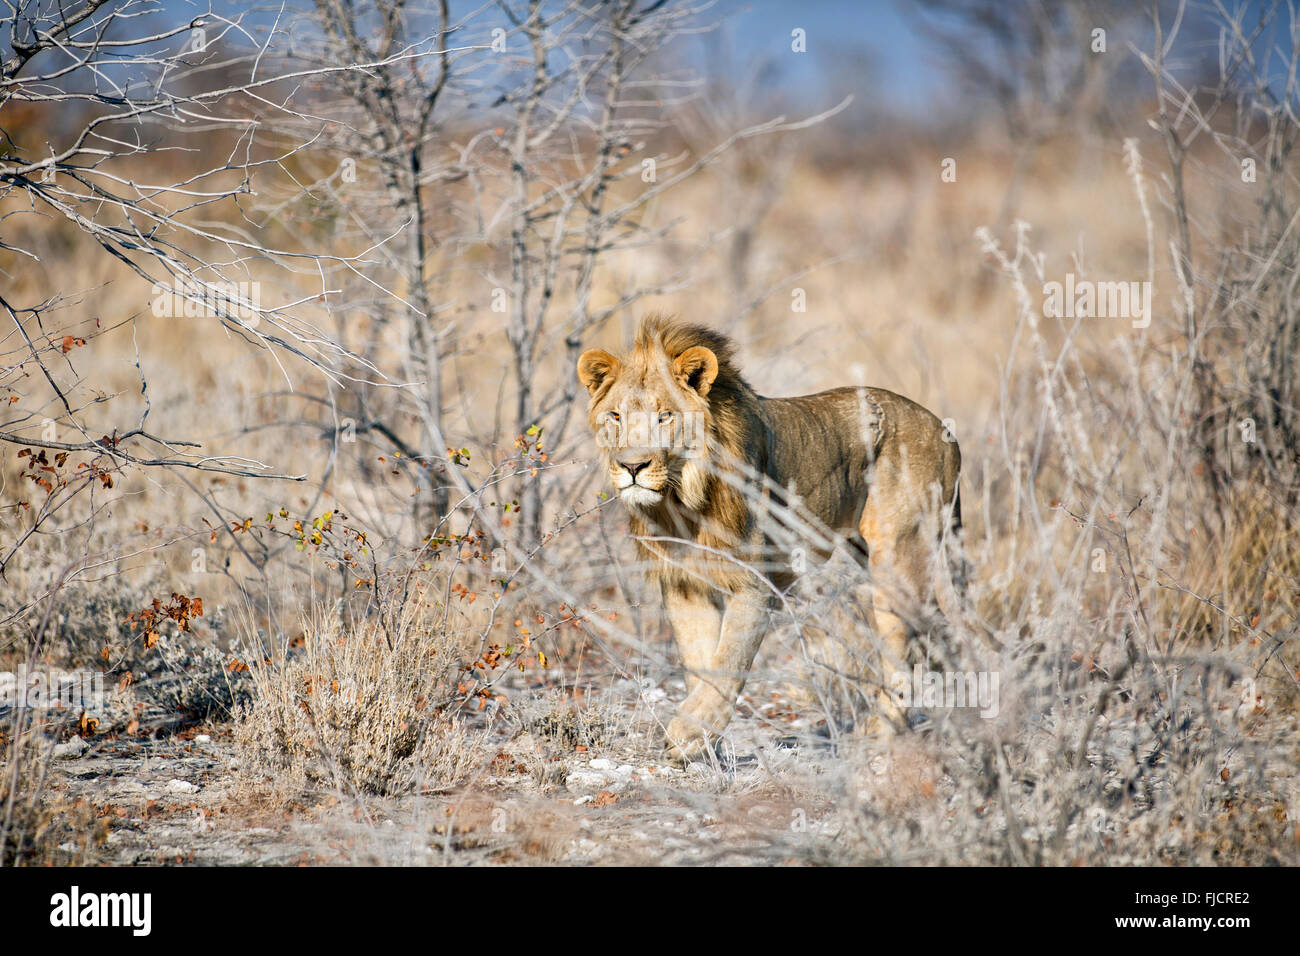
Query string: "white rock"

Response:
xmin=53 ymin=735 xmax=88 ymax=759
xmin=165 ymin=778 xmax=198 ymax=794
xmin=588 ymin=758 xmax=616 ymax=771
xmin=573 ymin=795 xmax=593 ymax=805
xmin=565 ymin=768 xmax=614 ymax=794
xmin=194 ymin=734 xmax=211 ymax=744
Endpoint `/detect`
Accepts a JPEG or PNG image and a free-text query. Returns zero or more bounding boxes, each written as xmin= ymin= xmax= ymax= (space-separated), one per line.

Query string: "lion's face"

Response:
xmin=576 ymin=342 xmax=719 ymax=510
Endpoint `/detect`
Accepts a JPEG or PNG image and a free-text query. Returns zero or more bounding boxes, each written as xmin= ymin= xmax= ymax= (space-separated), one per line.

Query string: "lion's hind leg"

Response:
xmin=817 ymin=535 xmax=884 ymax=734
xmin=857 ymin=500 xmax=948 ymax=737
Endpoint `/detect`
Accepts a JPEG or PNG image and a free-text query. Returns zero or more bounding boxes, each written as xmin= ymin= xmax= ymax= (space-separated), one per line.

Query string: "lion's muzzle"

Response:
xmin=612 ymin=451 xmax=668 ymax=506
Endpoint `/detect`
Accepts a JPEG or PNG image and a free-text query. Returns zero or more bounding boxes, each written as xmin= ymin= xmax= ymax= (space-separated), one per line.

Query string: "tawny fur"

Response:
xmin=578 ymin=314 xmax=962 ymax=763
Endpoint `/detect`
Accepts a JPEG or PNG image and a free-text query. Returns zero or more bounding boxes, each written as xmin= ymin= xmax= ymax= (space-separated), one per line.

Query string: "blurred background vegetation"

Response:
xmin=1 ymin=0 xmax=1296 ymax=865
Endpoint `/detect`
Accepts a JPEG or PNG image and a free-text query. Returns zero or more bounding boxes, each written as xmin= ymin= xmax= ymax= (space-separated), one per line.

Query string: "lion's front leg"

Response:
xmin=662 ymin=582 xmax=723 ymax=698
xmin=664 ymin=589 xmax=771 ymax=765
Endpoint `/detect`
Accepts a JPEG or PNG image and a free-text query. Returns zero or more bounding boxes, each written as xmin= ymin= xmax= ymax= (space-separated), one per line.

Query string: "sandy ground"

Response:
xmin=32 ymin=629 xmax=1298 ymax=866
xmin=42 ymin=662 xmax=861 ymax=866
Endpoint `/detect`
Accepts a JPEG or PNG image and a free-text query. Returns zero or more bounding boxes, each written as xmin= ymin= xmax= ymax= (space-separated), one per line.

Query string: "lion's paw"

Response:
xmin=663 ymin=717 xmax=714 ymax=767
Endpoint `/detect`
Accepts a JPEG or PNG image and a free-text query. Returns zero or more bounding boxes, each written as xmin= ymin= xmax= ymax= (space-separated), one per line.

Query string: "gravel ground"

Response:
xmin=39 ymin=662 xmax=861 ymax=866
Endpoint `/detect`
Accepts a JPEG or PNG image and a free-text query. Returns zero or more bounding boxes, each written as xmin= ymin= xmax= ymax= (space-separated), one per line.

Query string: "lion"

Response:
xmin=577 ymin=314 xmax=962 ymax=764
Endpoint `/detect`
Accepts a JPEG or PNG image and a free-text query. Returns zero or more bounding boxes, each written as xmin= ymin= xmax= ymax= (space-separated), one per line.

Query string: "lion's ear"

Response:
xmin=577 ymin=349 xmax=619 ymax=394
xmin=672 ymin=346 xmax=719 ymax=398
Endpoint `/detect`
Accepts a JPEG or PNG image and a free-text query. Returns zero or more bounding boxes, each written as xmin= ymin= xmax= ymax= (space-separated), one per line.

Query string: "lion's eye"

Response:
xmin=658 ymin=411 xmax=674 ymax=423
xmin=606 ymin=411 xmax=620 ymax=423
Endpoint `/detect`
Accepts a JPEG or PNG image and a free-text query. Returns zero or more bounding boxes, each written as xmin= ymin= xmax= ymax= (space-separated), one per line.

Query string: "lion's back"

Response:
xmin=758 ymin=385 xmax=959 ymax=529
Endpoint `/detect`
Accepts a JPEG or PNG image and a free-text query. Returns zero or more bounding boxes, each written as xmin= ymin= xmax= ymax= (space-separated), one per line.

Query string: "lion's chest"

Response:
xmin=634 ymin=515 xmax=763 ymax=595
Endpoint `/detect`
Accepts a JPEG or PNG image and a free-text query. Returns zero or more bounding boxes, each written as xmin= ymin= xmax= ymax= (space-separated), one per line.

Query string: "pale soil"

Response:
xmin=43 ymin=662 xmax=856 ymax=866
xmin=33 ymin=635 xmax=1299 ymax=866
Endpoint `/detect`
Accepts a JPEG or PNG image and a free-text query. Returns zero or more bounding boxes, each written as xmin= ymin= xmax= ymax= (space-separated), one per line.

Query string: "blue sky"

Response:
xmin=718 ymin=0 xmax=938 ymax=111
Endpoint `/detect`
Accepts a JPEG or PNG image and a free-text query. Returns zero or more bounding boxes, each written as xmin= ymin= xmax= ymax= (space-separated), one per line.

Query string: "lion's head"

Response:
xmin=577 ymin=315 xmax=754 ymax=515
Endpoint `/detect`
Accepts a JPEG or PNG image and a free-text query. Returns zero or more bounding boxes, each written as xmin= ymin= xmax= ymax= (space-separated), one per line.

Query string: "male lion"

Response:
xmin=577 ymin=315 xmax=962 ymax=764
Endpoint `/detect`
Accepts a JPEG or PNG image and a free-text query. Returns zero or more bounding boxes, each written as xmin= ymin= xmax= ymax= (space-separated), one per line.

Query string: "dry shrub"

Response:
xmin=234 ymin=608 xmax=487 ymax=796
xmin=0 ymin=719 xmax=108 ymax=866
xmin=813 ymin=697 xmax=1297 ymax=866
xmin=1166 ymin=489 xmax=1300 ymax=656
xmin=751 ymin=114 xmax=1300 ymax=864
xmin=518 ymin=690 xmax=612 ymax=752
xmin=0 ymin=568 xmax=157 ymax=670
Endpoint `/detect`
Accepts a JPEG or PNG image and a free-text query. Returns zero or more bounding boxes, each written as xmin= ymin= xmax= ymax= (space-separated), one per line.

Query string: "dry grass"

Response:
xmin=0 ymin=719 xmax=108 ymax=865
xmin=233 ymin=606 xmax=489 ymax=797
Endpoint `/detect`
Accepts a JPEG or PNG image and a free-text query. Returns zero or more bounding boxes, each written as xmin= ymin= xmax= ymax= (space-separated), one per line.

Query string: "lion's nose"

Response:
xmin=619 ymin=456 xmax=652 ymax=479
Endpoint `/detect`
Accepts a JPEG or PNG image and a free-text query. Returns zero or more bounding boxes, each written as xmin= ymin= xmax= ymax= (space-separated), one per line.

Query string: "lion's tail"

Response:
xmin=938 ymin=484 xmax=970 ymax=620
xmin=938 ymin=483 xmax=1007 ymax=655
xmin=950 ymin=486 xmax=966 ymax=588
